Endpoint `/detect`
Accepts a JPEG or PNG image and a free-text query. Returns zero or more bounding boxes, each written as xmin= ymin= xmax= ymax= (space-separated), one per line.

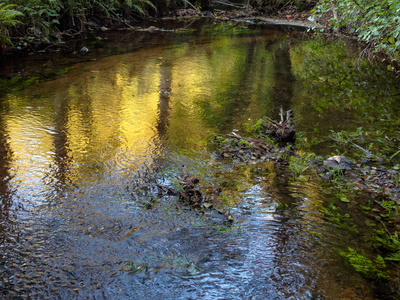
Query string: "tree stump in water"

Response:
xmin=264 ymin=108 xmax=296 ymax=143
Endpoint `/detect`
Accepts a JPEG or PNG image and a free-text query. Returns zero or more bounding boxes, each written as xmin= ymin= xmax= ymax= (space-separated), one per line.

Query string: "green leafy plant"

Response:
xmin=330 ymin=127 xmax=364 ymax=145
xmin=17 ymin=1 xmax=61 ymax=40
xmin=320 ymin=204 xmax=358 ymax=233
xmin=0 ymin=3 xmax=23 ymax=50
xmin=312 ymin=0 xmax=400 ymax=61
xmin=296 ymin=131 xmax=326 ymax=150
xmin=376 ymin=199 xmax=399 ymax=221
xmin=288 ymin=151 xmax=316 ymax=176
xmin=385 ymin=252 xmax=400 ymax=261
xmin=335 ymin=192 xmax=350 ymax=203
xmin=339 ymin=247 xmax=389 ymax=279
xmin=390 ymin=168 xmax=400 ymax=186
xmin=373 ymin=230 xmax=400 ymax=253
xmin=239 ymin=138 xmax=255 ymax=148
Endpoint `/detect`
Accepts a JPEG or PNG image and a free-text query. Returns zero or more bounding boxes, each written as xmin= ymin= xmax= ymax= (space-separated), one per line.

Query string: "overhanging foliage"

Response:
xmin=312 ymin=0 xmax=400 ymax=61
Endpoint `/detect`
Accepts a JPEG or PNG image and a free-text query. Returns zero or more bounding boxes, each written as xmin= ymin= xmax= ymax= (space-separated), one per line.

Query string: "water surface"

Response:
xmin=0 ymin=19 xmax=400 ymax=299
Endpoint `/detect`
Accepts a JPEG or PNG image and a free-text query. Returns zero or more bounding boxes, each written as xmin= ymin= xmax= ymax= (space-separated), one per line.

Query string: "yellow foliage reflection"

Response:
xmin=1 ymin=34 xmax=284 ymax=197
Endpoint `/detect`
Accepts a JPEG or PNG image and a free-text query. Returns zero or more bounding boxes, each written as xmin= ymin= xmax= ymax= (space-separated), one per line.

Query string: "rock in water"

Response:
xmin=323 ymin=155 xmax=352 ymax=171
xmin=80 ymin=47 xmax=89 ymax=54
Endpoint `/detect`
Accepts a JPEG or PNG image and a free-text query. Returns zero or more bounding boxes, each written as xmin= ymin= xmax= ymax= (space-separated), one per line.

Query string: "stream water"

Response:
xmin=0 ymin=19 xmax=400 ymax=299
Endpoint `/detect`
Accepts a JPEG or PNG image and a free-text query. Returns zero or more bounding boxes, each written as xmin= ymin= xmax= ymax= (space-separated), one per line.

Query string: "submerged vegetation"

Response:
xmin=339 ymin=248 xmax=389 ymax=279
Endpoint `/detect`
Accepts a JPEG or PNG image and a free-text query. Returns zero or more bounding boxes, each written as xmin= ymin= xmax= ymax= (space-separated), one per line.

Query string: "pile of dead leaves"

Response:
xmin=179 ymin=176 xmax=203 ymax=207
xmin=213 ymin=109 xmax=296 ymax=164
xmin=215 ymin=131 xmax=279 ymax=163
xmin=353 ymin=166 xmax=400 ymax=200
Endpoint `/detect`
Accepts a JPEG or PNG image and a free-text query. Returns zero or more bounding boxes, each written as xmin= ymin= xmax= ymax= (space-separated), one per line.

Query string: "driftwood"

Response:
xmin=263 ymin=108 xmax=295 ymax=143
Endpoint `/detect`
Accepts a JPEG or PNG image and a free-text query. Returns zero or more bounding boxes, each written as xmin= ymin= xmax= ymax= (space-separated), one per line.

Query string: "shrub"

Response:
xmin=312 ymin=0 xmax=400 ymax=59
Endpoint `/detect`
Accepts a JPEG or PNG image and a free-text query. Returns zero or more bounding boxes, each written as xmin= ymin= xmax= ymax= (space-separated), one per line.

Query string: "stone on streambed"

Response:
xmin=323 ymin=155 xmax=352 ymax=171
xmin=79 ymin=46 xmax=89 ymax=54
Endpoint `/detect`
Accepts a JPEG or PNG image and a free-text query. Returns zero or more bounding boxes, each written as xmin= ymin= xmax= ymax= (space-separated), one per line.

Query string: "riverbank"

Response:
xmin=1 ymin=7 xmax=316 ymax=56
xmin=1 ymin=0 xmax=399 ymax=72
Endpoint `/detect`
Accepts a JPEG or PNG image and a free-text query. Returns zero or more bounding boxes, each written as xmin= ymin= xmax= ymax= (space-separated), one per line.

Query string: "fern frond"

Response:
xmin=0 ymin=33 xmax=12 ymax=46
xmin=131 ymin=4 xmax=145 ymax=15
xmin=0 ymin=4 xmax=24 ymax=27
xmin=138 ymin=0 xmax=156 ymax=10
xmin=127 ymin=0 xmax=156 ymax=15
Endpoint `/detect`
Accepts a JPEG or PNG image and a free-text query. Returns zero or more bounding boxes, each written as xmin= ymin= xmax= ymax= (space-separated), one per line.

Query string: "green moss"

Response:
xmin=56 ymin=66 xmax=75 ymax=75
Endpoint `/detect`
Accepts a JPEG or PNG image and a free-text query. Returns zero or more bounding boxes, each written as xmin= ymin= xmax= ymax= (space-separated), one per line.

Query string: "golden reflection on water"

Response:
xmin=1 ymin=34 xmax=286 ymax=199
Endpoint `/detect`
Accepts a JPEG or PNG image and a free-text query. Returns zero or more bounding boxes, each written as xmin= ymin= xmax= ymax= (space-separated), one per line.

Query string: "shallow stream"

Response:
xmin=0 ymin=18 xmax=400 ymax=299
